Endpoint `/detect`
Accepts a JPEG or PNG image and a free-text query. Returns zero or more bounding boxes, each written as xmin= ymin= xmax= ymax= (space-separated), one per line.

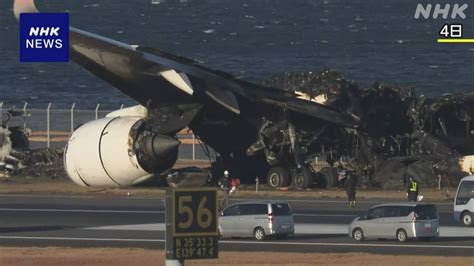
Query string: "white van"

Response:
xmin=454 ymin=175 xmax=474 ymax=227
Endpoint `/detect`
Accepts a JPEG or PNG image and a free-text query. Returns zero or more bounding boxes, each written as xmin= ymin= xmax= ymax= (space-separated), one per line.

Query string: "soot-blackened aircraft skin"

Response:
xmin=14 ymin=0 xmax=357 ymax=188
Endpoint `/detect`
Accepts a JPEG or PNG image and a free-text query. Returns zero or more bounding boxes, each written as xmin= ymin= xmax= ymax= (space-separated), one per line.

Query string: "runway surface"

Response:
xmin=0 ymin=194 xmax=472 ymax=257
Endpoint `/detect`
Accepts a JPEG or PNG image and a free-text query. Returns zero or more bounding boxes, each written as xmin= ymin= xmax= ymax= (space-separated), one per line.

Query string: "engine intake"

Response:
xmin=64 ymin=117 xmax=179 ymax=187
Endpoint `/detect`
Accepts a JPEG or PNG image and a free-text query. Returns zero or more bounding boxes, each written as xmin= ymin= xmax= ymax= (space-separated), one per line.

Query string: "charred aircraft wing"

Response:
xmin=14 ymin=0 xmax=357 ymax=128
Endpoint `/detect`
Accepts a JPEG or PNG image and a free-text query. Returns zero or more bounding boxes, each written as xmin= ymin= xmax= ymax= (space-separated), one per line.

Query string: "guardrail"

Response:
xmin=0 ymin=102 xmax=209 ymax=160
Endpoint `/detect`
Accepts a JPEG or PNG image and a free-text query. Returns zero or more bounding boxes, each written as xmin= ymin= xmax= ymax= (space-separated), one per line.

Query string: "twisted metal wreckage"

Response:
xmin=257 ymin=70 xmax=473 ymax=189
xmin=8 ymin=0 xmax=473 ymax=191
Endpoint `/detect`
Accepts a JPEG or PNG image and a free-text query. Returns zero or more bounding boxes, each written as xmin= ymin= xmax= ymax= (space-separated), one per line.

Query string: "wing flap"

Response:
xmin=159 ymin=70 xmax=194 ymax=95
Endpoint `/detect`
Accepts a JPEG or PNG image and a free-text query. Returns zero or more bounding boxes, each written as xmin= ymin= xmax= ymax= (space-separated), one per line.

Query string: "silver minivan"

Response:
xmin=218 ymin=201 xmax=295 ymax=240
xmin=349 ymin=203 xmax=439 ymax=242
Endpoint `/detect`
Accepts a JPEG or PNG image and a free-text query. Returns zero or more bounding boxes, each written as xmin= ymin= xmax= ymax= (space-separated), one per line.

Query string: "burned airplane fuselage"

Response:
xmin=263 ymin=70 xmax=474 ymax=188
xmin=420 ymin=93 xmax=474 ymax=154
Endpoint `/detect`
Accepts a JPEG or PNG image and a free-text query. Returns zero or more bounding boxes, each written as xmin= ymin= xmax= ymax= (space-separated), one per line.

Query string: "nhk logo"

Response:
xmin=414 ymin=3 xmax=468 ymax=19
xmin=20 ymin=13 xmax=69 ymax=62
xmin=27 ymin=27 xmax=63 ymax=48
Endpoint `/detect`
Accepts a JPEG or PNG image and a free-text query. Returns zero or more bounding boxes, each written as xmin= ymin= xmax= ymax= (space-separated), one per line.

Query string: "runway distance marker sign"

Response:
xmin=166 ymin=188 xmax=218 ymax=260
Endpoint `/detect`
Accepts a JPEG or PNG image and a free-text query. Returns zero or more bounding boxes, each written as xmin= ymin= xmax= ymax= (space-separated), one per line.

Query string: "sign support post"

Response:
xmin=165 ymin=189 xmax=184 ymax=266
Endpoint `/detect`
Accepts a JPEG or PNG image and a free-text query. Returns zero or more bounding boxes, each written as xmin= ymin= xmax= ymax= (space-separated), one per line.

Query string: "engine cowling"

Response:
xmin=64 ymin=116 xmax=179 ymax=187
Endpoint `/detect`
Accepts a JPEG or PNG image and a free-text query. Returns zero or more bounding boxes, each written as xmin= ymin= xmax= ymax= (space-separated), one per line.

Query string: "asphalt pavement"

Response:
xmin=0 ymin=194 xmax=472 ymax=257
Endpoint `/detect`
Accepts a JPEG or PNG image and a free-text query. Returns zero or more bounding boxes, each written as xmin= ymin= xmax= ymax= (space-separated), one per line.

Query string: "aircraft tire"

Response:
xmin=319 ymin=167 xmax=338 ymax=187
xmin=267 ymin=166 xmax=290 ymax=188
xmin=313 ymin=172 xmax=328 ymax=188
xmin=293 ymin=167 xmax=313 ymax=189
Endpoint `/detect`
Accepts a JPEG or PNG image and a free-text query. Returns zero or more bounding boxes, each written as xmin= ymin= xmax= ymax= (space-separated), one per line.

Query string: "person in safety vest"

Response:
xmin=407 ymin=176 xmax=419 ymax=202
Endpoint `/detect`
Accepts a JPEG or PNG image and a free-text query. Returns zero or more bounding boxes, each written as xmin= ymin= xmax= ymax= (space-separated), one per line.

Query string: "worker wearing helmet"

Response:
xmin=219 ymin=170 xmax=231 ymax=209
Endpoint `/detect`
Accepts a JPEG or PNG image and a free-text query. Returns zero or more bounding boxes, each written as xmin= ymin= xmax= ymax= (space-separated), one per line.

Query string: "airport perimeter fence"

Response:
xmin=0 ymin=102 xmax=211 ymax=160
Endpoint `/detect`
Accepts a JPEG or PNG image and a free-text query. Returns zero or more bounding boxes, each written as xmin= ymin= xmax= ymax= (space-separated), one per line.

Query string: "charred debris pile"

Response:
xmin=0 ymin=147 xmax=65 ymax=180
xmin=0 ymin=110 xmax=65 ymax=180
xmin=262 ymin=70 xmax=474 ymax=188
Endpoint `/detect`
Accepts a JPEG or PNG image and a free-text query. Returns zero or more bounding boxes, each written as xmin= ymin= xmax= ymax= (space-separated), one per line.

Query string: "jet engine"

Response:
xmin=64 ymin=116 xmax=180 ymax=187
